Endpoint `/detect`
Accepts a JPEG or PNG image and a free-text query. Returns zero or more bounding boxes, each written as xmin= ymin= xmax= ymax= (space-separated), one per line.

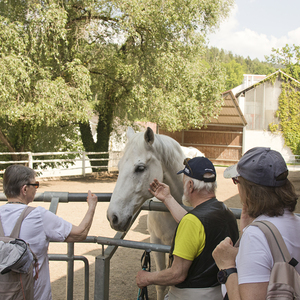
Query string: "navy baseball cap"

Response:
xmin=177 ymin=157 xmax=216 ymax=182
xmin=224 ymin=147 xmax=288 ymax=187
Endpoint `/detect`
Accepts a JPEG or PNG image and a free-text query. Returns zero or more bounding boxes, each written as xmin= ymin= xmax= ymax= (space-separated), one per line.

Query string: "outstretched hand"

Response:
xmin=149 ymin=179 xmax=171 ymax=203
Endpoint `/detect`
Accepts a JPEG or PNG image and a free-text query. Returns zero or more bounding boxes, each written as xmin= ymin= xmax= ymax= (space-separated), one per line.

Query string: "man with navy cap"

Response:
xmin=136 ymin=157 xmax=239 ymax=300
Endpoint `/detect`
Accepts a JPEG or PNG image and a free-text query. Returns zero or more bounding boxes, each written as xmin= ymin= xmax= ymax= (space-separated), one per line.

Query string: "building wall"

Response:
xmin=238 ymin=75 xmax=297 ymax=162
xmin=241 ymin=79 xmax=281 ymax=131
xmin=243 ymin=129 xmax=294 ymax=162
xmin=159 ymin=125 xmax=244 ymax=165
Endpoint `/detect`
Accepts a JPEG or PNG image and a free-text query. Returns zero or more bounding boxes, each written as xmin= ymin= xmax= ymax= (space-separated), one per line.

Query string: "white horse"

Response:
xmin=107 ymin=127 xmax=202 ymax=300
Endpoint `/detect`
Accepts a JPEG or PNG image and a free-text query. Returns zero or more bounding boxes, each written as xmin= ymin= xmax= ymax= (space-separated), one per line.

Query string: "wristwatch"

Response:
xmin=217 ymin=268 xmax=237 ymax=284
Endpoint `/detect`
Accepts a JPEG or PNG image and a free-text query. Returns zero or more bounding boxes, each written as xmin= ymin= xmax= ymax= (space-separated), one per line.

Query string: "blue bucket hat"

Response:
xmin=177 ymin=157 xmax=216 ymax=182
xmin=224 ymin=147 xmax=288 ymax=187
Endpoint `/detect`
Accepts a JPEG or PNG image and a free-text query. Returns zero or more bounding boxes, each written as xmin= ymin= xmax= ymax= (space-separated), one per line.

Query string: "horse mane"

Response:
xmin=153 ymin=134 xmax=185 ymax=169
xmin=124 ymin=131 xmax=184 ymax=170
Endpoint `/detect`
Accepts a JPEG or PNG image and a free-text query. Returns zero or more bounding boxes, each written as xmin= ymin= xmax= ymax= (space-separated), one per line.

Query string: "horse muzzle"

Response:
xmin=107 ymin=211 xmax=133 ymax=232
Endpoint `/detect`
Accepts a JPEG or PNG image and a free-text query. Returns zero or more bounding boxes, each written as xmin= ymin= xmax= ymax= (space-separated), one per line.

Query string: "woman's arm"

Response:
xmin=240 ymin=282 xmax=268 ymax=300
xmin=65 ymin=190 xmax=98 ymax=242
xmin=213 ymin=237 xmax=268 ymax=300
xmin=213 ymin=237 xmax=240 ymax=300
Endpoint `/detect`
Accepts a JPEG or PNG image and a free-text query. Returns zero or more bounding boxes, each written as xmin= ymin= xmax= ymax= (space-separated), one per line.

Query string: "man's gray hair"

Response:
xmin=3 ymin=165 xmax=36 ymax=198
xmin=191 ymin=173 xmax=217 ymax=193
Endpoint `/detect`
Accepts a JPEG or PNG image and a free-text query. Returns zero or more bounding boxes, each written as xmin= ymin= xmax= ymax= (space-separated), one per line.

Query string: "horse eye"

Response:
xmin=135 ymin=165 xmax=145 ymax=173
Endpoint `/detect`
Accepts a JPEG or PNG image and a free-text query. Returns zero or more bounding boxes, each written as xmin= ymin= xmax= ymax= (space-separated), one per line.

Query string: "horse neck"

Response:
xmin=154 ymin=136 xmax=185 ymax=204
xmin=163 ymin=170 xmax=184 ymax=204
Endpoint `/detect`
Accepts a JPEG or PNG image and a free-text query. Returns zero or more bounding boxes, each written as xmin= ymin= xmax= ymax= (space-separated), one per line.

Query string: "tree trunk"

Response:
xmin=79 ymin=111 xmax=113 ymax=172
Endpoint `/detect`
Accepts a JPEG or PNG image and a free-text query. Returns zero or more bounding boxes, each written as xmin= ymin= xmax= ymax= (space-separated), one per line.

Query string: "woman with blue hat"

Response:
xmin=212 ymin=147 xmax=300 ymax=300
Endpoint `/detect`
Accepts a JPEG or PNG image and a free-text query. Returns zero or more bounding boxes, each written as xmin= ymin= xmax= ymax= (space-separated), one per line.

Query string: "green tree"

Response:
xmin=222 ymin=60 xmax=245 ymax=90
xmin=0 ymin=0 xmax=234 ymax=170
xmin=205 ymin=47 xmax=276 ymax=86
xmin=0 ymin=3 xmax=92 ymax=164
xmin=244 ymin=57 xmax=275 ymax=75
xmin=267 ymin=44 xmax=300 ymax=80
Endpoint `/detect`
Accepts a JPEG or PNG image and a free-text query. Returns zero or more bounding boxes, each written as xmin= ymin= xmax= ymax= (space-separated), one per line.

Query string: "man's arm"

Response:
xmin=149 ymin=179 xmax=187 ymax=223
xmin=136 ymin=255 xmax=192 ymax=288
xmin=65 ymin=190 xmax=98 ymax=242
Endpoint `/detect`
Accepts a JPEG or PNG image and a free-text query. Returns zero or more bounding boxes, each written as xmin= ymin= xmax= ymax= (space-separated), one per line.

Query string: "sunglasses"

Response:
xmin=27 ymin=181 xmax=39 ymax=189
xmin=183 ymin=158 xmax=193 ymax=176
xmin=232 ymin=177 xmax=240 ymax=185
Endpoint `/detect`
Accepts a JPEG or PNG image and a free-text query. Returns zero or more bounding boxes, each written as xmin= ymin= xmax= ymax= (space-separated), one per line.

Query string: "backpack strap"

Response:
xmin=250 ymin=220 xmax=293 ymax=264
xmin=0 ymin=206 xmax=36 ymax=238
xmin=10 ymin=206 xmax=35 ymax=238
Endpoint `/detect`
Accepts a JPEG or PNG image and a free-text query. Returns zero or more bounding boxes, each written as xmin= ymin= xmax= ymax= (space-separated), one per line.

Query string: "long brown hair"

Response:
xmin=238 ymin=176 xmax=298 ymax=218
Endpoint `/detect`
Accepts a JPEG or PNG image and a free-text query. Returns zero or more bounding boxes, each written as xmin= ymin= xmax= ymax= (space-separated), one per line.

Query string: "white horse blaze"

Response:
xmin=106 ymin=127 xmax=203 ymax=300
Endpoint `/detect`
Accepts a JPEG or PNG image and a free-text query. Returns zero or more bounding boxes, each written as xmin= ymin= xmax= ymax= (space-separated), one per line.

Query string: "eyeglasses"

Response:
xmin=183 ymin=158 xmax=193 ymax=176
xmin=232 ymin=177 xmax=240 ymax=185
xmin=27 ymin=182 xmax=39 ymax=189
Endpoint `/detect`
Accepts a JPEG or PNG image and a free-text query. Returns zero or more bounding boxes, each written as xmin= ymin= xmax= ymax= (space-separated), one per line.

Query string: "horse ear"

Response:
xmin=144 ymin=127 xmax=154 ymax=145
xmin=127 ymin=127 xmax=135 ymax=139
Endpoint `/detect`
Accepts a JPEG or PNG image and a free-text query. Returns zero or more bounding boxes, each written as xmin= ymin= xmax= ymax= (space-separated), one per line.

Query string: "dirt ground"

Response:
xmin=0 ymin=167 xmax=300 ymax=300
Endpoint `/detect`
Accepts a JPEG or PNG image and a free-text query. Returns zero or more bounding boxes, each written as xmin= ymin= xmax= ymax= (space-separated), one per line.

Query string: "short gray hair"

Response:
xmin=188 ymin=173 xmax=217 ymax=193
xmin=3 ymin=165 xmax=36 ymax=198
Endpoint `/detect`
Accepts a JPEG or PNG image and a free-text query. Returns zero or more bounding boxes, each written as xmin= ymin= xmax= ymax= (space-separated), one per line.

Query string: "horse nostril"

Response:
xmin=112 ymin=214 xmax=118 ymax=225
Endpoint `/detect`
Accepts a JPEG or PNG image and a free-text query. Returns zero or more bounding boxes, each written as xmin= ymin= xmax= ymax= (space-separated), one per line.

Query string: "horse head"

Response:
xmin=107 ymin=127 xmax=185 ymax=232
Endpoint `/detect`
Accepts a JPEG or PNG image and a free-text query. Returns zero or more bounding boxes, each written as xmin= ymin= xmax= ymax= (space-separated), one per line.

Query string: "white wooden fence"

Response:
xmin=1 ymin=151 xmax=299 ymax=178
xmin=0 ymin=151 xmax=123 ymax=177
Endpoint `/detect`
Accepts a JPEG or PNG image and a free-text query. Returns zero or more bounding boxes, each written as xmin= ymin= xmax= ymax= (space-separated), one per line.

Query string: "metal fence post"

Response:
xmin=94 ymin=253 xmax=110 ymax=300
xmin=67 ymin=243 xmax=75 ymax=300
xmin=82 ymin=152 xmax=86 ymax=176
xmin=28 ymin=152 xmax=33 ymax=169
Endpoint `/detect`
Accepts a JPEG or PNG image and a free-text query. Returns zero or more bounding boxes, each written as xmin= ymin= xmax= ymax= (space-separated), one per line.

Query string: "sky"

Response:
xmin=207 ymin=0 xmax=300 ymax=61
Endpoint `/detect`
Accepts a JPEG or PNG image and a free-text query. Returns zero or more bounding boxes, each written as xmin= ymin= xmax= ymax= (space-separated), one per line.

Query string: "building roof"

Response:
xmin=235 ymin=69 xmax=300 ymax=98
xmin=208 ymin=90 xmax=247 ymax=126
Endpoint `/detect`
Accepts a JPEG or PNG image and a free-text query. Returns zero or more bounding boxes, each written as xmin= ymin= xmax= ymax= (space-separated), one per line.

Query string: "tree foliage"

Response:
xmin=205 ymin=47 xmax=276 ymax=91
xmin=0 ymin=0 xmax=235 ymax=169
xmin=276 ymin=81 xmax=300 ymax=155
xmin=0 ymin=2 xmax=93 ymax=164
xmin=222 ymin=60 xmax=245 ymax=90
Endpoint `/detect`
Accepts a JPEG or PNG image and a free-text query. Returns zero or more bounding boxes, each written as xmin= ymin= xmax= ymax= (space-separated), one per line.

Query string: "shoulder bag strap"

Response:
xmin=250 ymin=220 xmax=292 ymax=263
xmin=10 ymin=206 xmax=36 ymax=238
